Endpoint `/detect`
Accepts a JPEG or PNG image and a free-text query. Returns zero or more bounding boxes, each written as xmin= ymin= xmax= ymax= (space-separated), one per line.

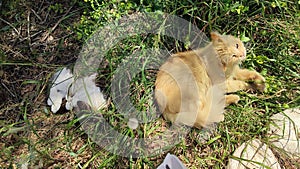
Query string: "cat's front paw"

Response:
xmin=246 ymin=72 xmax=265 ymax=83
xmin=246 ymin=72 xmax=266 ymax=92
xmin=251 ymin=80 xmax=266 ymax=92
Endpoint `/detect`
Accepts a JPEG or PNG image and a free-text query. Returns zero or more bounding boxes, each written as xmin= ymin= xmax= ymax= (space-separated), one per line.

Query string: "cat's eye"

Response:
xmin=236 ymin=44 xmax=239 ymax=49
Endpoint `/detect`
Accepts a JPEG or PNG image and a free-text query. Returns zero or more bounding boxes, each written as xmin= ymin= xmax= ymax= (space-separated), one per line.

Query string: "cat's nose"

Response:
xmin=240 ymin=54 xmax=246 ymax=60
xmin=241 ymin=52 xmax=246 ymax=59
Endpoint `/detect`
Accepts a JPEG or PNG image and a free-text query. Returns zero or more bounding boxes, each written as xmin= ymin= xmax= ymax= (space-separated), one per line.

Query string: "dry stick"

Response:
xmin=40 ymin=5 xmax=73 ymax=42
xmin=19 ymin=30 xmax=43 ymax=43
xmin=0 ymin=44 xmax=28 ymax=60
xmin=31 ymin=8 xmax=43 ymax=22
xmin=1 ymin=82 xmax=16 ymax=98
xmin=200 ymin=16 xmax=219 ymax=33
xmin=34 ymin=75 xmax=50 ymax=104
xmin=27 ymin=10 xmax=32 ymax=51
xmin=40 ymin=8 xmax=50 ymax=25
xmin=0 ymin=17 xmax=20 ymax=36
xmin=12 ymin=26 xmax=22 ymax=47
xmin=185 ymin=16 xmax=218 ymax=49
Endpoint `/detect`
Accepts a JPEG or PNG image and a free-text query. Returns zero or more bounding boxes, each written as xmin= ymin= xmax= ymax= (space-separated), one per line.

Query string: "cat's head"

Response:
xmin=210 ymin=32 xmax=246 ymax=66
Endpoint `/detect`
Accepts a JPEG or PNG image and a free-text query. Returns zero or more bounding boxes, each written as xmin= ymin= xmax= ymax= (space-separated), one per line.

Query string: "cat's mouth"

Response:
xmin=232 ymin=55 xmax=246 ymax=61
xmin=240 ymin=55 xmax=246 ymax=61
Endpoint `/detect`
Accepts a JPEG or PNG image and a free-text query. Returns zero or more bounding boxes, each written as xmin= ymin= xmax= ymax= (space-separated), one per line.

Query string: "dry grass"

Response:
xmin=0 ymin=0 xmax=299 ymax=168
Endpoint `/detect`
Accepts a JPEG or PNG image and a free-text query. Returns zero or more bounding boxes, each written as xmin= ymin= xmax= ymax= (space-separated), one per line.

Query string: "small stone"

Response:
xmin=127 ymin=118 xmax=139 ymax=129
xmin=227 ymin=139 xmax=281 ymax=169
xmin=157 ymin=153 xmax=187 ymax=169
xmin=268 ymin=108 xmax=300 ymax=157
xmin=47 ymin=35 xmax=54 ymax=42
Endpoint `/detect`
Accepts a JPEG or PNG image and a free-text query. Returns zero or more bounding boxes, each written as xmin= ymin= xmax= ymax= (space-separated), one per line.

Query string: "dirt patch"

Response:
xmin=0 ymin=0 xmax=89 ymax=167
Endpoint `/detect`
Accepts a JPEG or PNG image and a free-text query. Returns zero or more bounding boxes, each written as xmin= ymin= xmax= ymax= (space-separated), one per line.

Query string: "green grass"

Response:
xmin=0 ymin=0 xmax=299 ymax=168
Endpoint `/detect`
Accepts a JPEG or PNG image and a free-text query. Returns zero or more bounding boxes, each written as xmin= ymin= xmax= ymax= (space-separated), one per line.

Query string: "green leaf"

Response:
xmin=241 ymin=34 xmax=250 ymax=42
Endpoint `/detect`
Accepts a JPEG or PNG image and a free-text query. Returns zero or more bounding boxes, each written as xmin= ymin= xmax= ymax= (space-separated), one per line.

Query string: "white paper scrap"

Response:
xmin=47 ymin=68 xmax=74 ymax=113
xmin=66 ymin=73 xmax=106 ymax=111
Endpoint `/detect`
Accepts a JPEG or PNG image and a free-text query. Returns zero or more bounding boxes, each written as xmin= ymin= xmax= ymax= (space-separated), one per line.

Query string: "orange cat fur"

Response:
xmin=155 ymin=32 xmax=265 ymax=128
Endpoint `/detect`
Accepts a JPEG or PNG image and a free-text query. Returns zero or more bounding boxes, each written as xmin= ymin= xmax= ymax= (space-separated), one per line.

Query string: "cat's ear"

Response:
xmin=210 ymin=32 xmax=223 ymax=44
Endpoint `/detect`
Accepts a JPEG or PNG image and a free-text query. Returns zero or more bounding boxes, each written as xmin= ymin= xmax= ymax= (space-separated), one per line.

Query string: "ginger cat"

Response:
xmin=155 ymin=32 xmax=265 ymax=128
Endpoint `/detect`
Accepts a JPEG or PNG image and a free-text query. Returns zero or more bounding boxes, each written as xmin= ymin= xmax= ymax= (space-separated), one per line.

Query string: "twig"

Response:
xmin=0 ymin=18 xmax=20 ymax=36
xmin=41 ymin=5 xmax=73 ymax=42
xmin=200 ymin=16 xmax=219 ymax=33
xmin=34 ymin=75 xmax=49 ymax=103
xmin=19 ymin=30 xmax=43 ymax=43
xmin=31 ymin=8 xmax=42 ymax=22
xmin=40 ymin=8 xmax=50 ymax=25
xmin=37 ymin=0 xmax=45 ymax=14
xmin=1 ymin=81 xmax=16 ymax=98
xmin=0 ymin=44 xmax=28 ymax=60
xmin=27 ymin=10 xmax=32 ymax=51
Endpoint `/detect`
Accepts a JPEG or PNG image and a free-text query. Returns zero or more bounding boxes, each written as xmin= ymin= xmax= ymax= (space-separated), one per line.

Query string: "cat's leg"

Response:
xmin=225 ymin=94 xmax=240 ymax=105
xmin=226 ymin=79 xmax=248 ymax=93
xmin=233 ymin=68 xmax=265 ymax=82
xmin=225 ymin=79 xmax=249 ymax=105
xmin=233 ymin=68 xmax=266 ymax=92
xmin=233 ymin=68 xmax=265 ymax=92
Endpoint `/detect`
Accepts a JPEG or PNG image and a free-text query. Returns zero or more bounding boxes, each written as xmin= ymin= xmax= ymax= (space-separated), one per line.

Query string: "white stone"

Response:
xmin=157 ymin=153 xmax=187 ymax=169
xmin=227 ymin=139 xmax=281 ymax=169
xmin=47 ymin=68 xmax=74 ymax=113
xmin=127 ymin=118 xmax=139 ymax=129
xmin=66 ymin=73 xmax=106 ymax=111
xmin=268 ymin=108 xmax=300 ymax=157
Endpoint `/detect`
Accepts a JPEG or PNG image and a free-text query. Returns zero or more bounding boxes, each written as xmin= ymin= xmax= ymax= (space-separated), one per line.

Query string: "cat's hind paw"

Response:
xmin=225 ymin=94 xmax=240 ymax=106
